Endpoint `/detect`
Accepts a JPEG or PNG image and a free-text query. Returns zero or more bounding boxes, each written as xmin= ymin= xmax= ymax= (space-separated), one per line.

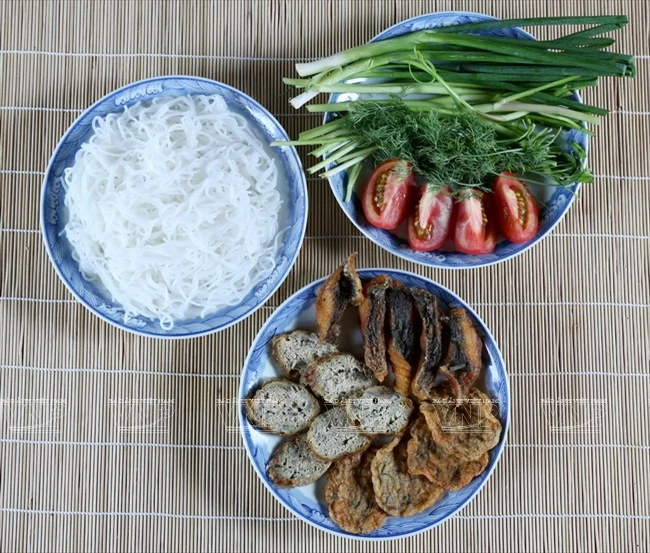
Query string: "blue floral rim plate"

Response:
xmin=239 ymin=268 xmax=510 ymax=540
xmin=325 ymin=11 xmax=587 ymax=269
xmin=40 ymin=76 xmax=308 ymax=338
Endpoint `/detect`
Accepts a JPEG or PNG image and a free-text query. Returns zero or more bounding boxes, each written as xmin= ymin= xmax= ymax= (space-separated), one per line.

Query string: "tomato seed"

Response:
xmin=515 ymin=191 xmax=527 ymax=225
xmin=374 ymin=174 xmax=388 ymax=209
xmin=413 ymin=203 xmax=430 ymax=238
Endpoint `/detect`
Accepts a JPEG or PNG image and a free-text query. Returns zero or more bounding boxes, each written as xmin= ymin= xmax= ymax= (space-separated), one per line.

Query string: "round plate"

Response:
xmin=326 ymin=11 xmax=587 ymax=269
xmin=239 ymin=268 xmax=509 ymax=540
xmin=41 ymin=76 xmax=307 ymax=338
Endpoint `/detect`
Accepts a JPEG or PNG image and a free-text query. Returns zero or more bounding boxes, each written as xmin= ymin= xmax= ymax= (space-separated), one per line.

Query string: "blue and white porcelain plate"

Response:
xmin=326 ymin=12 xmax=587 ymax=269
xmin=40 ymin=76 xmax=307 ymax=338
xmin=239 ymin=269 xmax=509 ymax=540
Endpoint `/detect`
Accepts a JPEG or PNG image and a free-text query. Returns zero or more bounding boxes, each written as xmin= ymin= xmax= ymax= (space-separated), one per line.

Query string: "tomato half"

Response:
xmin=453 ymin=191 xmax=497 ymax=255
xmin=361 ymin=160 xmax=416 ymax=230
xmin=493 ymin=172 xmax=540 ymax=243
xmin=407 ymin=186 xmax=454 ymax=251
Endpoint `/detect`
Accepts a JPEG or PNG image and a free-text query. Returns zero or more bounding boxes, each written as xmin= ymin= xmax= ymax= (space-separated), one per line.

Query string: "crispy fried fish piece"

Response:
xmin=407 ymin=414 xmax=489 ymax=491
xmin=410 ymin=288 xmax=444 ymax=400
xmin=371 ymin=432 xmax=444 ymax=517
xmin=421 ymin=388 xmax=502 ymax=463
xmin=386 ymin=283 xmax=417 ymax=396
xmin=316 ymin=253 xmax=363 ymax=344
xmin=324 ymin=447 xmax=387 ymax=535
xmin=359 ymin=275 xmax=391 ymax=382
xmin=438 ymin=308 xmax=483 ymax=398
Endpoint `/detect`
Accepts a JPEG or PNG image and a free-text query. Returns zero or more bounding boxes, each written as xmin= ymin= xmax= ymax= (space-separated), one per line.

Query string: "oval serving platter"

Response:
xmin=239 ymin=268 xmax=510 ymax=540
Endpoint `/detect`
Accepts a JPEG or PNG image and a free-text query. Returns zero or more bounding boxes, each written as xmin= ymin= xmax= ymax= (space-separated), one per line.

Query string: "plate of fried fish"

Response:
xmin=239 ymin=254 xmax=509 ymax=539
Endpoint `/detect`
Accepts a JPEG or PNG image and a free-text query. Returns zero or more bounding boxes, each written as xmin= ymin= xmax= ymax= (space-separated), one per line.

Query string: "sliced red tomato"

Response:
xmin=493 ymin=172 xmax=540 ymax=243
xmin=453 ymin=190 xmax=497 ymax=255
xmin=361 ymin=160 xmax=415 ymax=230
xmin=407 ymin=186 xmax=454 ymax=251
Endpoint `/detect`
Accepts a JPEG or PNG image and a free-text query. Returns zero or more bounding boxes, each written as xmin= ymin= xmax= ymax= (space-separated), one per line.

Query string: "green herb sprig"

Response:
xmin=272 ymin=15 xmax=632 ymax=199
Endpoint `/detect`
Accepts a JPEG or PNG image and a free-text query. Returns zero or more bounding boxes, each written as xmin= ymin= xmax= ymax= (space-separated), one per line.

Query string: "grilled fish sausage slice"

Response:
xmin=438 ymin=308 xmax=484 ymax=398
xmin=316 ymin=253 xmax=363 ymax=344
xmin=307 ymin=406 xmax=371 ymax=461
xmin=271 ymin=330 xmax=338 ymax=380
xmin=386 ymin=282 xmax=417 ymax=396
xmin=406 ymin=414 xmax=489 ymax=491
xmin=359 ymin=275 xmax=391 ymax=382
xmin=302 ymin=352 xmax=377 ymax=405
xmin=345 ymin=386 xmax=413 ymax=437
xmin=245 ymin=379 xmax=321 ymax=435
xmin=267 ymin=433 xmax=332 ymax=488
xmin=410 ymin=288 xmax=444 ymax=400
xmin=324 ymin=447 xmax=387 ymax=534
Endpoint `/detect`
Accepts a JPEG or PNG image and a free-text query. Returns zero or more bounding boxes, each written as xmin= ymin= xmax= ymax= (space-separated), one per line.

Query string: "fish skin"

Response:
xmin=316 ymin=253 xmax=363 ymax=344
xmin=438 ymin=308 xmax=483 ymax=399
xmin=410 ymin=288 xmax=444 ymax=400
xmin=359 ymin=275 xmax=391 ymax=382
xmin=386 ymin=282 xmax=417 ymax=396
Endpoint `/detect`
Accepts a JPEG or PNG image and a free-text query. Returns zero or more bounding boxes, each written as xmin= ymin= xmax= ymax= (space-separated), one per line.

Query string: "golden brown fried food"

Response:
xmin=324 ymin=448 xmax=387 ymax=535
xmin=371 ymin=432 xmax=444 ymax=517
xmin=421 ymin=388 xmax=502 ymax=463
xmin=316 ymin=253 xmax=363 ymax=344
xmin=386 ymin=283 xmax=417 ymax=396
xmin=438 ymin=308 xmax=484 ymax=399
xmin=359 ymin=275 xmax=391 ymax=382
xmin=407 ymin=415 xmax=489 ymax=491
xmin=410 ymin=288 xmax=444 ymax=400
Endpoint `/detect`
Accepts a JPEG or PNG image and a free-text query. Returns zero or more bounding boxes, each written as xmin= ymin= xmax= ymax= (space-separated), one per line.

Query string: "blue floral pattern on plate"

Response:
xmin=239 ymin=268 xmax=510 ymax=540
xmin=40 ymin=76 xmax=307 ymax=338
xmin=325 ymin=11 xmax=587 ymax=269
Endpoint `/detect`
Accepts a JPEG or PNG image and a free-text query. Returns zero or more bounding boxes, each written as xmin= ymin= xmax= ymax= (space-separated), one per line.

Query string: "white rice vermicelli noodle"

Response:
xmin=63 ymin=94 xmax=283 ymax=330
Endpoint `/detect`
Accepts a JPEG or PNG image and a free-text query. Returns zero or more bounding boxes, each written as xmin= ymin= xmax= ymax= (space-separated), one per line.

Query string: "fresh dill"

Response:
xmin=341 ymin=100 xmax=590 ymax=194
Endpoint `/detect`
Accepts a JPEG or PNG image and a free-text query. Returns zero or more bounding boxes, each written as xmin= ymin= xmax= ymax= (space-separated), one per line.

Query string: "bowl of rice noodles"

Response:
xmin=41 ymin=76 xmax=307 ymax=338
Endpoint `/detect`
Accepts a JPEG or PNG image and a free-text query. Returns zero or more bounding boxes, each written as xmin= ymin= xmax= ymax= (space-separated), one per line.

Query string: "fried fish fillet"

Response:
xmin=358 ymin=275 xmax=391 ymax=382
xmin=371 ymin=432 xmax=444 ymax=517
xmin=438 ymin=308 xmax=483 ymax=398
xmin=407 ymin=414 xmax=489 ymax=491
xmin=324 ymin=447 xmax=387 ymax=535
xmin=316 ymin=253 xmax=363 ymax=344
xmin=410 ymin=288 xmax=444 ymax=400
xmin=420 ymin=388 xmax=502 ymax=463
xmin=386 ymin=283 xmax=417 ymax=396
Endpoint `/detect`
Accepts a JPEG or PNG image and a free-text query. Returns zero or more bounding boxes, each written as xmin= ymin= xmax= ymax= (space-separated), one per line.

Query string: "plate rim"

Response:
xmin=39 ymin=74 xmax=308 ymax=339
xmin=238 ymin=267 xmax=510 ymax=541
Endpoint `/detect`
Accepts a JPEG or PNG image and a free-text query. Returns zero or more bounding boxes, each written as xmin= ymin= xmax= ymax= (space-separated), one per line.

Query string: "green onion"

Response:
xmin=295 ymin=16 xmax=631 ymax=78
xmin=277 ymin=15 xmax=635 ymax=200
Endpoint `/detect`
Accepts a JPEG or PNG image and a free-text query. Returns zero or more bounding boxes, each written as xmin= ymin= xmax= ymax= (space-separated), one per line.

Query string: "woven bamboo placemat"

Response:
xmin=1 ymin=1 xmax=648 ymax=551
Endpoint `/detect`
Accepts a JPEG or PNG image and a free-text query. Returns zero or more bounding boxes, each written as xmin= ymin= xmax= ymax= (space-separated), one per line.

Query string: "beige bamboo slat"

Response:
xmin=0 ymin=1 xmax=648 ymax=552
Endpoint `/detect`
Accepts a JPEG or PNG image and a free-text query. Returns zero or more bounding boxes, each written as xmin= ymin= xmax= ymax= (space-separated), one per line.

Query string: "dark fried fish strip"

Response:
xmin=386 ymin=282 xmax=417 ymax=396
xmin=421 ymin=388 xmax=502 ymax=463
xmin=316 ymin=253 xmax=363 ymax=344
xmin=325 ymin=448 xmax=387 ymax=535
xmin=359 ymin=275 xmax=391 ymax=382
xmin=438 ymin=308 xmax=483 ymax=398
xmin=371 ymin=432 xmax=443 ymax=517
xmin=410 ymin=288 xmax=443 ymax=400
xmin=407 ymin=414 xmax=489 ymax=491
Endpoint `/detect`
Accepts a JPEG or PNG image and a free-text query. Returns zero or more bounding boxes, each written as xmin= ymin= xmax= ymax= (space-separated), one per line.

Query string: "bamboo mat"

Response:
xmin=1 ymin=1 xmax=649 ymax=551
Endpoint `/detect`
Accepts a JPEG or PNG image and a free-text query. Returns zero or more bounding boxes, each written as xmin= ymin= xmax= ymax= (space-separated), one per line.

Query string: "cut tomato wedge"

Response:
xmin=493 ymin=172 xmax=540 ymax=243
xmin=407 ymin=186 xmax=454 ymax=251
xmin=361 ymin=160 xmax=415 ymax=230
xmin=453 ymin=191 xmax=497 ymax=255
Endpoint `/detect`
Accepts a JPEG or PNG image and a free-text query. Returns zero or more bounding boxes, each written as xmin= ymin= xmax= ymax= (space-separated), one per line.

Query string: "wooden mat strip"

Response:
xmin=1 ymin=1 xmax=649 ymax=551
